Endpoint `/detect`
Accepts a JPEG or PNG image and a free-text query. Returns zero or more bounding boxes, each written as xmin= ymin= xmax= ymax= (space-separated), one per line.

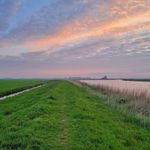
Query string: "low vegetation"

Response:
xmin=0 ymin=79 xmax=46 ymax=97
xmin=123 ymin=79 xmax=150 ymax=82
xmin=0 ymin=81 xmax=150 ymax=149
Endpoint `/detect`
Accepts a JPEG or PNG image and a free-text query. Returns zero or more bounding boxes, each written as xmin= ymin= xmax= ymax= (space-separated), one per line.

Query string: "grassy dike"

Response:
xmin=0 ymin=81 xmax=150 ymax=149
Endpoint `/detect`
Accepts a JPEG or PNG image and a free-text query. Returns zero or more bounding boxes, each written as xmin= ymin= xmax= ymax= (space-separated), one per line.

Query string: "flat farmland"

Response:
xmin=0 ymin=79 xmax=46 ymax=97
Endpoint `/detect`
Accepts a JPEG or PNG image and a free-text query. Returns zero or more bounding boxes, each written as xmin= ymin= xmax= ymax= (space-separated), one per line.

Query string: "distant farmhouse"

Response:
xmin=101 ymin=75 xmax=108 ymax=80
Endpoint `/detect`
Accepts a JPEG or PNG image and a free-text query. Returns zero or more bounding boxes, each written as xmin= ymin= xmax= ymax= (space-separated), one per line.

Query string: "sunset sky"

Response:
xmin=0 ymin=0 xmax=150 ymax=78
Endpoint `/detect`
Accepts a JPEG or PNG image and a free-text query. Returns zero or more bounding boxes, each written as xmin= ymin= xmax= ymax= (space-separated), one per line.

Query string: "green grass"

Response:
xmin=78 ymin=81 xmax=150 ymax=129
xmin=0 ymin=81 xmax=149 ymax=150
xmin=0 ymin=79 xmax=46 ymax=97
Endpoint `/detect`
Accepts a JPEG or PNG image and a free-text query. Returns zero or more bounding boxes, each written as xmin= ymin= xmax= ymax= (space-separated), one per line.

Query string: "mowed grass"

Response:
xmin=0 ymin=79 xmax=46 ymax=97
xmin=0 ymin=81 xmax=150 ymax=150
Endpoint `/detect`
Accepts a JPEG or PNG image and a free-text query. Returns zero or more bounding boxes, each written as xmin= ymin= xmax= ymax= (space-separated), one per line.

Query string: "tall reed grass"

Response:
xmin=78 ymin=80 xmax=150 ymax=129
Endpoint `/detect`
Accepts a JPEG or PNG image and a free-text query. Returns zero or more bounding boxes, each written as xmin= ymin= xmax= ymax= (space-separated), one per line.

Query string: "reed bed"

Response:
xmin=78 ymin=80 xmax=150 ymax=128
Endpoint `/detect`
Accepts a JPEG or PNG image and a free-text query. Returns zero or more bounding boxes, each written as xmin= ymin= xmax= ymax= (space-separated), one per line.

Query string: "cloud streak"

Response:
xmin=25 ymin=10 xmax=150 ymax=51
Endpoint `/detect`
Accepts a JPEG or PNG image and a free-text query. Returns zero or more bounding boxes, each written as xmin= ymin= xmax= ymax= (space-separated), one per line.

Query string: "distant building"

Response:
xmin=101 ymin=75 xmax=108 ymax=80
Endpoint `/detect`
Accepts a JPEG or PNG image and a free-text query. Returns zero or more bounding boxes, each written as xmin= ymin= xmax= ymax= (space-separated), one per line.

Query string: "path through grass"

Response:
xmin=0 ymin=81 xmax=149 ymax=149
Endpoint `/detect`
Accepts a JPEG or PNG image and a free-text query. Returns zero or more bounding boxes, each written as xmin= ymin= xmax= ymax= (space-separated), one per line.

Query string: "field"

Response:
xmin=0 ymin=80 xmax=150 ymax=149
xmin=0 ymin=79 xmax=46 ymax=97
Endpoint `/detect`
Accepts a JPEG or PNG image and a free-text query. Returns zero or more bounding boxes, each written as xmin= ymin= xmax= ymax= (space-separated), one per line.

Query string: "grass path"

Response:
xmin=0 ymin=81 xmax=150 ymax=149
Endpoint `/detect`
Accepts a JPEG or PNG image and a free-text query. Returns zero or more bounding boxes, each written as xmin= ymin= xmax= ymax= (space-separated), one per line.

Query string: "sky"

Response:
xmin=0 ymin=0 xmax=150 ymax=78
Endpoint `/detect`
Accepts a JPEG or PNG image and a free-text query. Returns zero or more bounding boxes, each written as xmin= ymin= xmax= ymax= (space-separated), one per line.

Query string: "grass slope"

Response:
xmin=0 ymin=81 xmax=149 ymax=150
